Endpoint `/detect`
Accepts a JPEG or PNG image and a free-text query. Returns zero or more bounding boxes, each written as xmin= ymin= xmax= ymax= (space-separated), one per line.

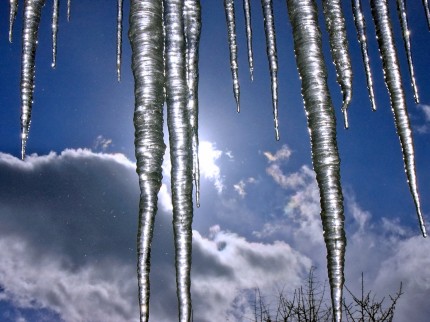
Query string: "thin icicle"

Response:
xmin=20 ymin=0 xmax=46 ymax=159
xmin=322 ymin=0 xmax=353 ymax=128
xmin=287 ymin=1 xmax=346 ymax=321
xmin=128 ymin=0 xmax=166 ymax=320
xmin=243 ymin=0 xmax=254 ymax=80
xmin=117 ymin=0 xmax=123 ymax=81
xmin=370 ymin=0 xmax=426 ymax=237
xmin=261 ymin=0 xmax=280 ymax=141
xmin=164 ymin=0 xmax=194 ymax=321
xmin=423 ymin=0 xmax=430 ymax=30
xmin=67 ymin=0 xmax=71 ymax=21
xmin=396 ymin=0 xmax=419 ymax=104
xmin=9 ymin=0 xmax=18 ymax=43
xmin=224 ymin=0 xmax=240 ymax=112
xmin=351 ymin=0 xmax=377 ymax=111
xmin=51 ymin=0 xmax=59 ymax=68
xmin=184 ymin=0 xmax=202 ymax=207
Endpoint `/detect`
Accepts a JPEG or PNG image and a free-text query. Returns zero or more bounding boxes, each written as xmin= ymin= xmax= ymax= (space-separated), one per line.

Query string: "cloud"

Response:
xmin=93 ymin=135 xmax=113 ymax=152
xmin=263 ymin=145 xmax=292 ymax=163
xmin=415 ymin=104 xmax=430 ymax=133
xmin=233 ymin=177 xmax=257 ymax=198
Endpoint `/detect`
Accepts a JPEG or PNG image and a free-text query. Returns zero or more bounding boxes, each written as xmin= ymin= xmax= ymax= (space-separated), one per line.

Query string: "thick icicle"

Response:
xmin=51 ymin=0 xmax=59 ymax=68
xmin=351 ymin=0 xmax=377 ymax=111
xmin=20 ymin=0 xmax=46 ymax=159
xmin=243 ymin=0 xmax=254 ymax=80
xmin=287 ymin=1 xmax=346 ymax=321
xmin=370 ymin=0 xmax=426 ymax=237
xmin=9 ymin=0 xmax=18 ymax=43
xmin=261 ymin=0 xmax=280 ymax=141
xmin=67 ymin=0 xmax=71 ymax=21
xmin=128 ymin=0 xmax=166 ymax=321
xmin=164 ymin=0 xmax=194 ymax=321
xmin=184 ymin=0 xmax=202 ymax=207
xmin=396 ymin=0 xmax=419 ymax=104
xmin=117 ymin=0 xmax=123 ymax=81
xmin=224 ymin=0 xmax=240 ymax=112
xmin=322 ymin=0 xmax=353 ymax=128
xmin=423 ymin=0 xmax=430 ymax=30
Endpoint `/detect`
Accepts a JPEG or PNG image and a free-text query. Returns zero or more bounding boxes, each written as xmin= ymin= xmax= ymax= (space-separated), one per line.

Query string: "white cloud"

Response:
xmin=233 ymin=177 xmax=257 ymax=198
xmin=93 ymin=135 xmax=113 ymax=151
xmin=415 ymin=104 xmax=430 ymax=133
xmin=263 ymin=145 xmax=292 ymax=163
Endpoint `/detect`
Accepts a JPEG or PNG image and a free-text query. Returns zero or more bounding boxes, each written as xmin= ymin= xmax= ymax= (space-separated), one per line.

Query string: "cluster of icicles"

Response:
xmin=8 ymin=0 xmax=429 ymax=321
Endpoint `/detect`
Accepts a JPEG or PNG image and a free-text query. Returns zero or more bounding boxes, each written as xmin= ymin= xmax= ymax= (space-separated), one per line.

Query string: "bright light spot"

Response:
xmin=199 ymin=141 xmax=224 ymax=193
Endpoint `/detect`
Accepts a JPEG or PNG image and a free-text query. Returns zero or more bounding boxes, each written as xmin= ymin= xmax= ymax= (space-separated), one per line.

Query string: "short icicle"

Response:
xmin=51 ymin=0 xmax=59 ymax=68
xmin=322 ymin=0 xmax=353 ymax=128
xmin=184 ymin=0 xmax=202 ymax=207
xmin=261 ymin=0 xmax=280 ymax=141
xmin=224 ymin=0 xmax=240 ymax=112
xmin=243 ymin=0 xmax=254 ymax=80
xmin=9 ymin=0 xmax=18 ymax=43
xmin=117 ymin=0 xmax=123 ymax=81
xmin=370 ymin=0 xmax=426 ymax=237
xmin=20 ymin=0 xmax=47 ymax=159
xmin=396 ymin=0 xmax=419 ymax=104
xmin=67 ymin=0 xmax=71 ymax=21
xmin=164 ymin=0 xmax=194 ymax=321
xmin=129 ymin=0 xmax=166 ymax=321
xmin=351 ymin=0 xmax=377 ymax=111
xmin=423 ymin=0 xmax=430 ymax=30
xmin=287 ymin=0 xmax=346 ymax=321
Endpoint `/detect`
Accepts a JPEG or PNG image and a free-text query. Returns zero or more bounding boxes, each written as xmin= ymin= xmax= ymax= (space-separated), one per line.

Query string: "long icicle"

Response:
xmin=351 ymin=0 xmax=377 ymax=111
xmin=51 ymin=0 xmax=59 ymax=68
xmin=129 ymin=0 xmax=166 ymax=320
xmin=423 ymin=0 xmax=430 ymax=30
xmin=224 ymin=0 xmax=240 ymax=112
xmin=243 ymin=0 xmax=254 ymax=80
xmin=261 ymin=0 xmax=280 ymax=141
xmin=164 ymin=0 xmax=194 ymax=320
xmin=184 ymin=0 xmax=202 ymax=207
xmin=396 ymin=0 xmax=419 ymax=104
xmin=20 ymin=0 xmax=47 ymax=159
xmin=287 ymin=1 xmax=346 ymax=321
xmin=9 ymin=0 xmax=18 ymax=43
xmin=322 ymin=0 xmax=353 ymax=128
xmin=370 ymin=0 xmax=426 ymax=237
xmin=117 ymin=0 xmax=123 ymax=81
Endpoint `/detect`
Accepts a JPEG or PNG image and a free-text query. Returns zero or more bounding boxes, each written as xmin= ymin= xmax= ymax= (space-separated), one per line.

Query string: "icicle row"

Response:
xmin=322 ymin=0 xmax=353 ymax=128
xmin=243 ymin=0 xmax=254 ymax=80
xmin=9 ymin=0 xmax=18 ymax=42
xmin=117 ymin=0 xmax=123 ymax=81
xmin=224 ymin=0 xmax=240 ymax=112
xmin=287 ymin=1 xmax=346 ymax=321
xmin=184 ymin=0 xmax=202 ymax=207
xmin=396 ymin=0 xmax=419 ymax=104
xmin=370 ymin=0 xmax=426 ymax=237
xmin=164 ymin=0 xmax=194 ymax=321
xmin=128 ymin=0 xmax=166 ymax=321
xmin=423 ymin=0 xmax=430 ymax=30
xmin=351 ymin=0 xmax=377 ymax=111
xmin=261 ymin=0 xmax=280 ymax=141
xmin=67 ymin=0 xmax=71 ymax=21
xmin=20 ymin=0 xmax=46 ymax=159
xmin=51 ymin=0 xmax=59 ymax=68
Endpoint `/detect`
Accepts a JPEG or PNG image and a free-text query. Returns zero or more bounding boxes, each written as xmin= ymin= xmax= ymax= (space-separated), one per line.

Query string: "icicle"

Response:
xmin=423 ymin=0 xmax=430 ymax=30
xmin=128 ymin=0 xmax=166 ymax=320
xmin=164 ymin=0 xmax=194 ymax=321
xmin=287 ymin=1 xmax=346 ymax=321
xmin=9 ymin=0 xmax=18 ymax=43
xmin=224 ymin=0 xmax=240 ymax=112
xmin=51 ymin=0 xmax=59 ymax=68
xmin=117 ymin=0 xmax=123 ymax=81
xmin=351 ymin=0 xmax=377 ymax=111
xmin=396 ymin=0 xmax=419 ymax=104
xmin=322 ymin=0 xmax=353 ymax=129
xmin=184 ymin=0 xmax=202 ymax=207
xmin=370 ymin=0 xmax=426 ymax=237
xmin=261 ymin=0 xmax=280 ymax=141
xmin=67 ymin=0 xmax=71 ymax=21
xmin=243 ymin=0 xmax=254 ymax=80
xmin=20 ymin=0 xmax=46 ymax=159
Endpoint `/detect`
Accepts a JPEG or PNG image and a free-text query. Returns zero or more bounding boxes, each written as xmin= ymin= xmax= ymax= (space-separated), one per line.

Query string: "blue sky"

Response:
xmin=0 ymin=1 xmax=429 ymax=321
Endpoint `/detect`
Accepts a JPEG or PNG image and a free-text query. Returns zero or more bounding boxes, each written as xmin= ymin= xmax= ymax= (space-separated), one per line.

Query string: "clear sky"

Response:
xmin=0 ymin=1 xmax=429 ymax=321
